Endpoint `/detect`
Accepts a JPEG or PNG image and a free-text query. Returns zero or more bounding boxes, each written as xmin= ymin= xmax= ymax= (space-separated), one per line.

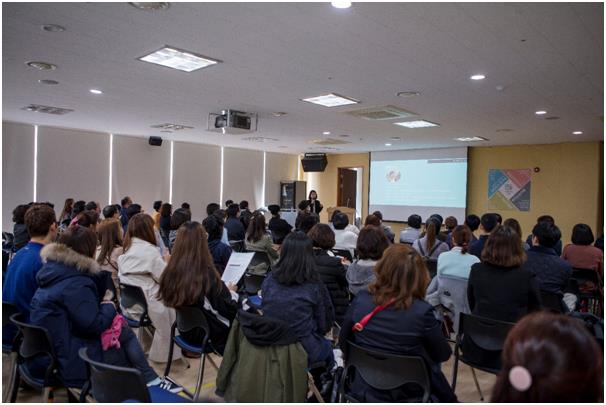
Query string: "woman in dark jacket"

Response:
xmin=465 ymin=225 xmax=541 ymax=369
xmin=261 ymin=232 xmax=335 ymax=367
xmin=29 ymin=226 xmax=166 ymax=389
xmin=307 ymin=224 xmax=350 ymax=325
xmin=339 ymin=244 xmax=456 ymax=402
xmin=158 ymin=221 xmax=238 ymax=354
xmin=159 ymin=203 xmax=172 ymax=247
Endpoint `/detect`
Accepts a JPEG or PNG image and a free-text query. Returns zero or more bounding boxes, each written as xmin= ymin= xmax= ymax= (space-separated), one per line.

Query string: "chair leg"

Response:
xmin=207 ymin=354 xmax=219 ymax=371
xmin=451 ymin=346 xmax=459 ymax=391
xmin=308 ymin=371 xmax=325 ymax=403
xmin=470 ymin=367 xmax=484 ymax=401
xmin=8 ymin=368 xmax=20 ymax=403
xmin=3 ymin=353 xmax=18 ymax=402
xmin=193 ymin=353 xmax=206 ymax=402
xmin=41 ymin=387 xmax=52 ymax=403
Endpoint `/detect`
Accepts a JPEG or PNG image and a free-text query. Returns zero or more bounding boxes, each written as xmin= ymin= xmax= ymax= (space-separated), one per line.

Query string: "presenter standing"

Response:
xmin=307 ymin=190 xmax=323 ymax=215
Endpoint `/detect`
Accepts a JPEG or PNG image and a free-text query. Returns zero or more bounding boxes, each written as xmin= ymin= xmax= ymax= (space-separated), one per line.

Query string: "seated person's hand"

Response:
xmin=227 ymin=282 xmax=238 ymax=292
xmin=340 ymin=257 xmax=351 ymax=266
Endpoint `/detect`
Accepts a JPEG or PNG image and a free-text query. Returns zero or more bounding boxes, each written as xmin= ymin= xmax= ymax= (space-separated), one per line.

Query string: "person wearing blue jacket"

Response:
xmin=30 ymin=225 xmax=179 ymax=392
xmin=3 ymin=204 xmax=57 ymax=346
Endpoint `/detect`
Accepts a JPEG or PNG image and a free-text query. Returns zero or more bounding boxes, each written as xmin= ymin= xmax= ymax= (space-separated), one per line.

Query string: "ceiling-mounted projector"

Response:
xmin=208 ymin=109 xmax=258 ymax=134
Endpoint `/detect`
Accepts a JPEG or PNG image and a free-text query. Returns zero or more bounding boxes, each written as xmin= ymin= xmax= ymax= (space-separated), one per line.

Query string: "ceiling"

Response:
xmin=2 ymin=2 xmax=604 ymax=154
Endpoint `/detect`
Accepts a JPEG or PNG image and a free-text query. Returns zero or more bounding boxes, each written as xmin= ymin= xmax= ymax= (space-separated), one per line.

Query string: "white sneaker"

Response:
xmin=157 ymin=377 xmax=184 ymax=394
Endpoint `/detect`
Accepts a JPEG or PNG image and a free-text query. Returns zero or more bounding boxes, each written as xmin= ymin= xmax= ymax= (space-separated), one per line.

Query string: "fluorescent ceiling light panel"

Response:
xmin=301 ymin=93 xmax=359 ymax=107
xmin=394 ymin=120 xmax=439 ymax=128
xmin=455 ymin=136 xmax=488 ymax=142
xmin=139 ymin=46 xmax=219 ymax=72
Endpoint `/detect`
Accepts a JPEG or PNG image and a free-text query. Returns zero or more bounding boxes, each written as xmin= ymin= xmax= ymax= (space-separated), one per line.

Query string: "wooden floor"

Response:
xmin=2 ymin=339 xmax=496 ymax=403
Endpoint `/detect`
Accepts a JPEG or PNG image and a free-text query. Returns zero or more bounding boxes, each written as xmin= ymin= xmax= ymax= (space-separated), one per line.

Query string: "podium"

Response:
xmin=327 ymin=206 xmax=356 ymax=225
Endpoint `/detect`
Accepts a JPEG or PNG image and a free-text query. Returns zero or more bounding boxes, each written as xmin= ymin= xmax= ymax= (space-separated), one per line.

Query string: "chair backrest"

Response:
xmin=539 ymin=290 xmax=566 ymax=313
xmin=243 ymin=273 xmax=266 ymax=295
xmin=424 ymin=259 xmax=438 ymax=278
xmin=571 ymin=268 xmax=599 ymax=284
xmin=332 ymin=249 xmax=353 ymax=262
xmin=119 ymin=283 xmax=149 ymax=317
xmin=78 ymin=347 xmax=151 ymax=403
xmin=343 ymin=341 xmax=431 ymax=402
xmin=176 ymin=306 xmax=211 ymax=336
xmin=458 ymin=313 xmax=515 ymax=352
xmin=229 ymin=240 xmax=246 ymax=253
xmin=249 ymin=251 xmax=271 ymax=267
xmin=10 ymin=313 xmax=56 ymax=361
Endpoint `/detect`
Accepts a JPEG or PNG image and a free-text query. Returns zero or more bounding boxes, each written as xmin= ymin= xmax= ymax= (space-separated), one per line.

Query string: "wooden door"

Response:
xmin=337 ymin=168 xmax=357 ymax=209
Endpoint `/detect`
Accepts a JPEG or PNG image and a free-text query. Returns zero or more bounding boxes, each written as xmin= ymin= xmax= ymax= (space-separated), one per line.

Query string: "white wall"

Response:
xmin=2 ymin=121 xmax=299 ymax=231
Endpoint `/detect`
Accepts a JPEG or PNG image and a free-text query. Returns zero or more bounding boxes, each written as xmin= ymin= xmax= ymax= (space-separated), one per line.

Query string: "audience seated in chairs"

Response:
xmin=426 ymin=225 xmax=478 ymax=332
xmin=267 ymin=204 xmax=293 ymax=244
xmin=464 ymin=214 xmax=481 ymax=242
xmin=298 ymin=212 xmax=320 ymax=234
xmin=468 ymin=213 xmax=499 ymax=258
xmin=503 ymin=218 xmax=530 ymax=250
xmin=118 ymin=213 xmax=181 ymax=363
xmin=371 ymin=211 xmax=395 ymax=243
xmin=28 ymin=225 xmax=179 ymax=392
xmin=339 ymin=244 xmax=457 ymax=402
xmin=95 ymin=218 xmax=124 ymax=296
xmin=465 ymin=225 xmax=542 ymax=369
xmin=562 ymin=223 xmax=604 ymax=291
xmin=346 ymin=226 xmax=390 ymax=295
xmin=260 ymin=232 xmax=335 ymax=367
xmin=245 ymin=212 xmax=279 ymax=275
xmin=523 ymin=221 xmax=572 ymax=295
xmin=329 ymin=209 xmax=360 ymax=235
xmin=399 ymin=214 xmax=422 ymax=244
xmin=168 ymin=208 xmax=191 ymax=251
xmin=332 ymin=212 xmax=358 ymax=258
xmin=12 ymin=204 xmax=32 ymax=252
xmin=225 ymin=204 xmax=246 ymax=250
xmin=3 ymin=204 xmax=57 ymax=346
xmin=525 ymin=215 xmax=563 ymax=256
xmin=491 ymin=311 xmax=603 ymax=402
xmin=158 ymin=221 xmax=238 ymax=355
xmin=158 ymin=203 xmax=172 ymax=247
xmin=412 ymin=216 xmax=449 ymax=262
xmin=308 ymin=223 xmax=350 ymax=325
xmin=202 ymin=215 xmax=232 ymax=275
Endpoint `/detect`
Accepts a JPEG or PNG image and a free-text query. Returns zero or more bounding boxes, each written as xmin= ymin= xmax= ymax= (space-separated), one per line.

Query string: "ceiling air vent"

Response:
xmin=242 ymin=136 xmax=278 ymax=142
xmin=150 ymin=123 xmax=194 ymax=131
xmin=310 ymin=138 xmax=351 ymax=145
xmin=345 ymin=105 xmax=417 ymax=121
xmin=22 ymin=104 xmax=73 ymax=115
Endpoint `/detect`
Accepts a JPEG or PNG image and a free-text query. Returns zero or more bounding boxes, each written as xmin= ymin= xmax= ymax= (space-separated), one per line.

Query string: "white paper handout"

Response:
xmin=221 ymin=252 xmax=255 ymax=285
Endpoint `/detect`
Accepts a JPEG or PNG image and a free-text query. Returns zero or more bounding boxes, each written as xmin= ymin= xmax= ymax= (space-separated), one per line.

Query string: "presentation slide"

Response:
xmin=369 ymin=148 xmax=468 ymax=223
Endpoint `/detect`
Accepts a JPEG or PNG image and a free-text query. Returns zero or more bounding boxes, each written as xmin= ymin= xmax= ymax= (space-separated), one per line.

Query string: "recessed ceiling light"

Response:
xmin=470 ymin=74 xmax=486 ymax=80
xmin=38 ymin=79 xmax=59 ymax=85
xmin=535 ymin=110 xmax=547 ymax=115
xmin=322 ymin=131 xmax=331 ymax=135
xmin=129 ymin=2 xmax=170 ymax=11
xmin=385 ymin=143 xmax=392 ymax=146
xmin=22 ymin=104 xmax=73 ymax=115
xmin=26 ymin=61 xmax=57 ymax=70
xmin=272 ymin=112 xmax=287 ymax=117
xmin=394 ymin=120 xmax=439 ymax=128
xmin=573 ymin=131 xmax=583 ymax=135
xmin=301 ymin=93 xmax=359 ymax=107
xmin=41 ymin=24 xmax=65 ymax=32
xmin=397 ymin=91 xmax=420 ymax=98
xmin=455 ymin=136 xmax=488 ymax=142
xmin=138 ymin=46 xmax=220 ymax=72
xmin=331 ymin=0 xmax=352 ymax=9
xmin=151 ymin=123 xmax=194 ymax=131
xmin=89 ymin=89 xmax=103 ymax=95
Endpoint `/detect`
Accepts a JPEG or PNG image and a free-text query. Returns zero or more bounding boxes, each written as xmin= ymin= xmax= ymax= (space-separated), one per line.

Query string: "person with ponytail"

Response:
xmin=412 ymin=217 xmax=449 ymax=260
xmin=426 ymin=225 xmax=480 ymax=332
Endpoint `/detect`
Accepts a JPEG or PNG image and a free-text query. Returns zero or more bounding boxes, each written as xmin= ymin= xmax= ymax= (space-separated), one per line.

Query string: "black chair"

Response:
xmin=8 ymin=313 xmax=63 ymax=402
xmin=249 ymin=250 xmax=271 ymax=268
xmin=332 ymin=249 xmax=353 ymax=262
xmin=164 ymin=306 xmax=220 ymax=401
xmin=451 ymin=313 xmax=515 ymax=401
xmin=3 ymin=302 xmax=21 ymax=353
xmin=229 ymin=240 xmax=246 ymax=253
xmin=243 ymin=273 xmax=267 ymax=296
xmin=424 ymin=258 xmax=438 ymax=279
xmin=570 ymin=268 xmax=602 ymax=316
xmin=78 ymin=347 xmax=189 ymax=403
xmin=338 ymin=341 xmax=431 ymax=403
xmin=119 ymin=283 xmax=153 ymax=340
xmin=540 ymin=290 xmax=568 ymax=313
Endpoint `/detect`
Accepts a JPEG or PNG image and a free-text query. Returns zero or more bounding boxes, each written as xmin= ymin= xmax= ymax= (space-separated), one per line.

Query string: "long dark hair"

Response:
xmin=425 ymin=217 xmax=440 ymax=251
xmin=59 ymin=198 xmax=74 ymax=223
xmin=97 ymin=218 xmax=122 ymax=266
xmin=246 ymin=212 xmax=266 ymax=243
xmin=271 ymin=232 xmax=319 ymax=286
xmin=123 ymin=214 xmax=156 ymax=252
xmin=158 ymin=221 xmax=220 ymax=307
xmin=491 ymin=312 xmax=602 ymax=402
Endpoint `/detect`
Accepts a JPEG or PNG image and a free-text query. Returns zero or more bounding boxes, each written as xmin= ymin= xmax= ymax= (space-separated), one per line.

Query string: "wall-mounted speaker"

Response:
xmin=301 ymin=153 xmax=327 ymax=172
xmin=148 ymin=136 xmax=163 ymax=146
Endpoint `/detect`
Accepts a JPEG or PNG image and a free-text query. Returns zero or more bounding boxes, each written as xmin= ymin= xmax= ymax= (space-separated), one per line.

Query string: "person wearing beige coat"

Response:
xmin=118 ymin=236 xmax=181 ymax=363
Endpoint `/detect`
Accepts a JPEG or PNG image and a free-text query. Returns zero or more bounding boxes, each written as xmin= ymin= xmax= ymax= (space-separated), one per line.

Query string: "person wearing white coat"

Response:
xmin=118 ymin=214 xmax=181 ymax=363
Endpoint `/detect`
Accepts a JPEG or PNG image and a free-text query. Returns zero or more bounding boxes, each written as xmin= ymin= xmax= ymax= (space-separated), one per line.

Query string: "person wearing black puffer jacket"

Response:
xmin=308 ymin=224 xmax=350 ymax=325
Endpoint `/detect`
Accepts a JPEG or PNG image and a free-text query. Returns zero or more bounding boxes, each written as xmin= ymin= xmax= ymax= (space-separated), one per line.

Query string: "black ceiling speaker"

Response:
xmin=148 ymin=136 xmax=163 ymax=146
xmin=301 ymin=153 xmax=328 ymax=172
